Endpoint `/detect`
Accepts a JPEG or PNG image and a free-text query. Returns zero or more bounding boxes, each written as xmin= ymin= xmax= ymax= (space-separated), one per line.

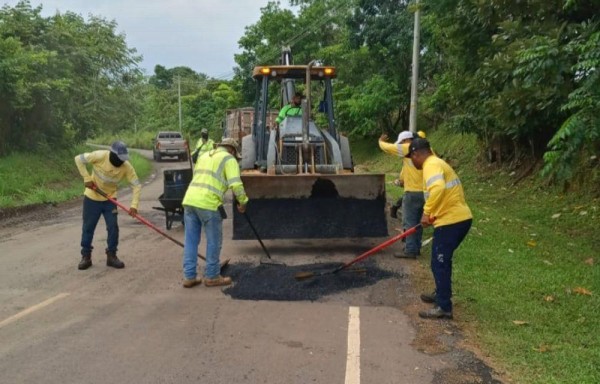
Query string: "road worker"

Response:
xmin=406 ymin=138 xmax=472 ymax=319
xmin=275 ymin=92 xmax=303 ymax=124
xmin=74 ymin=141 xmax=141 ymax=270
xmin=379 ymin=131 xmax=424 ymax=258
xmin=191 ymin=128 xmax=215 ymax=163
xmin=181 ymin=138 xmax=248 ymax=288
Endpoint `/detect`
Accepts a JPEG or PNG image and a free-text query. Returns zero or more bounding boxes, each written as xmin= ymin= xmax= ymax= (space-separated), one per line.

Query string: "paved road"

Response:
xmin=0 ymin=150 xmax=448 ymax=384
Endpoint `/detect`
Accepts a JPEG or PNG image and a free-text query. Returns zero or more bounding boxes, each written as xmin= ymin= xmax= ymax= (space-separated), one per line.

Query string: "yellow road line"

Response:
xmin=0 ymin=293 xmax=70 ymax=329
xmin=345 ymin=306 xmax=361 ymax=384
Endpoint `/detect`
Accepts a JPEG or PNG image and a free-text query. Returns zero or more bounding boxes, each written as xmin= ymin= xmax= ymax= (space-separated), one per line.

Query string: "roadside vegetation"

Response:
xmin=0 ymin=147 xmax=152 ymax=208
xmin=353 ymin=130 xmax=599 ymax=384
xmin=1 ymin=1 xmax=598 ymax=381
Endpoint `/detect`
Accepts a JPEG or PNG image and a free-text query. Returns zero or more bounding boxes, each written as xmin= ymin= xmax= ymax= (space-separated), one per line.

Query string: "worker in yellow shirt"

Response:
xmin=191 ymin=128 xmax=215 ymax=163
xmin=406 ymin=138 xmax=473 ymax=319
xmin=379 ymin=131 xmax=424 ymax=258
xmin=74 ymin=141 xmax=141 ymax=270
xmin=181 ymin=138 xmax=248 ymax=288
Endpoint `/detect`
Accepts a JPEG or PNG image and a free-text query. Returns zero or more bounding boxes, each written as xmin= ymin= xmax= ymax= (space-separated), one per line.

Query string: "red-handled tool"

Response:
xmin=294 ymin=224 xmax=422 ymax=280
xmin=88 ymin=185 xmax=229 ymax=270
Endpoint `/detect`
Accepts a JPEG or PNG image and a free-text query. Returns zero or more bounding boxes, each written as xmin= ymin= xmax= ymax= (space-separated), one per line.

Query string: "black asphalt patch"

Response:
xmin=223 ymin=260 xmax=398 ymax=301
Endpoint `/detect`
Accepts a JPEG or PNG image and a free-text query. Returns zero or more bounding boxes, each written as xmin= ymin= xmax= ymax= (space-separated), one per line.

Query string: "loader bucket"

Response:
xmin=232 ymin=174 xmax=388 ymax=239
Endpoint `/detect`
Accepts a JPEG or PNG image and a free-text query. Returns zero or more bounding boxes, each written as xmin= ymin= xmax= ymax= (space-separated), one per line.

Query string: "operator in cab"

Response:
xmin=276 ymin=92 xmax=303 ymax=125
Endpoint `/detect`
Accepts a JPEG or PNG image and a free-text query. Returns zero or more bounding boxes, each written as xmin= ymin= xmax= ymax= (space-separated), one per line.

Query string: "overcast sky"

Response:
xmin=2 ymin=0 xmax=294 ymax=78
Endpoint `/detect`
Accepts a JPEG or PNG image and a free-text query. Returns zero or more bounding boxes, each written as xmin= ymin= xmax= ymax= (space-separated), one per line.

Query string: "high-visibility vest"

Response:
xmin=75 ymin=150 xmax=141 ymax=208
xmin=182 ymin=147 xmax=248 ymax=211
xmin=422 ymin=155 xmax=472 ymax=227
xmin=195 ymin=138 xmax=215 ymax=157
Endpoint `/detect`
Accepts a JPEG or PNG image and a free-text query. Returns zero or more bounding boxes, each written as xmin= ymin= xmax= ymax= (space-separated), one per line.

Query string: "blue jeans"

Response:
xmin=402 ymin=191 xmax=424 ymax=254
xmin=182 ymin=206 xmax=223 ymax=279
xmin=431 ymin=219 xmax=472 ymax=312
xmin=81 ymin=196 xmax=119 ymax=256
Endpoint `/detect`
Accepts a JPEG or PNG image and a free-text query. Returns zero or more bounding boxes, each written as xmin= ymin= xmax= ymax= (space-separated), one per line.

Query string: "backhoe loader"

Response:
xmin=232 ymin=49 xmax=387 ymax=239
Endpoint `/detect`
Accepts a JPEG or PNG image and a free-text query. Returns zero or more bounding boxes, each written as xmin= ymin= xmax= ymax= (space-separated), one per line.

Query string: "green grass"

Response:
xmin=92 ymin=130 xmax=158 ymax=150
xmin=0 ymin=147 xmax=153 ymax=208
xmin=351 ymin=132 xmax=600 ymax=383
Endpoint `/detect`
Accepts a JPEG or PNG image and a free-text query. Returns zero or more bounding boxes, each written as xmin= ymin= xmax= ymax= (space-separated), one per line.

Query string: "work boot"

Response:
xmin=183 ymin=278 xmax=202 ymax=288
xmin=394 ymin=250 xmax=419 ymax=259
xmin=418 ymin=306 xmax=453 ymax=320
xmin=204 ymin=275 xmax=232 ymax=287
xmin=106 ymin=251 xmax=125 ymax=269
xmin=420 ymin=291 xmax=436 ymax=303
xmin=78 ymin=255 xmax=92 ymax=270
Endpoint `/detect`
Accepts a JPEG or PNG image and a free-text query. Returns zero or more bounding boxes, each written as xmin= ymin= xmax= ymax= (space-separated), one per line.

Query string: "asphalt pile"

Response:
xmin=223 ymin=260 xmax=397 ymax=301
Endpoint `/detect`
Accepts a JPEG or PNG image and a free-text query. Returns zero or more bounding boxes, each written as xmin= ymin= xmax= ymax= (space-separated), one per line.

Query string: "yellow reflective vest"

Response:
xmin=74 ymin=150 xmax=141 ymax=209
xmin=195 ymin=138 xmax=215 ymax=157
xmin=183 ymin=147 xmax=249 ymax=211
xmin=421 ymin=155 xmax=472 ymax=227
xmin=378 ymin=140 xmax=423 ymax=192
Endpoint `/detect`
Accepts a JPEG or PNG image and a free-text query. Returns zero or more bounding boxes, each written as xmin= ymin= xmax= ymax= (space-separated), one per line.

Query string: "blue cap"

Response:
xmin=110 ymin=141 xmax=129 ymax=161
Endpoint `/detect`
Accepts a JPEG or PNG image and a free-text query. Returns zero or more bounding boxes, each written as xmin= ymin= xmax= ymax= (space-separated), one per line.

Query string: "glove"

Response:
xmin=129 ymin=207 xmax=138 ymax=217
xmin=84 ymin=181 xmax=95 ymax=189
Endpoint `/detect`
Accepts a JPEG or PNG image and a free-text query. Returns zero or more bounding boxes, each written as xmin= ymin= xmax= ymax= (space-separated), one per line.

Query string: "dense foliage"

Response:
xmin=1 ymin=0 xmax=598 ymax=186
xmin=0 ymin=1 xmax=141 ymax=155
xmin=234 ymin=0 xmax=599 ymax=186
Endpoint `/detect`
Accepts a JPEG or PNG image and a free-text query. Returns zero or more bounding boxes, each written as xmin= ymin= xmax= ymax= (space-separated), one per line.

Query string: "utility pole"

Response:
xmin=178 ymin=75 xmax=182 ymax=132
xmin=408 ymin=0 xmax=420 ymax=134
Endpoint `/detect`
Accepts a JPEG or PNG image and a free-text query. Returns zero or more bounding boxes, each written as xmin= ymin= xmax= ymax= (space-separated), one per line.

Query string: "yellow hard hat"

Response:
xmin=417 ymin=130 xmax=426 ymax=139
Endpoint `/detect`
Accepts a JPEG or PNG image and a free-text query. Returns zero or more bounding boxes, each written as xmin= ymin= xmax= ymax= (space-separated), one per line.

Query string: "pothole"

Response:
xmin=223 ymin=260 xmax=398 ymax=301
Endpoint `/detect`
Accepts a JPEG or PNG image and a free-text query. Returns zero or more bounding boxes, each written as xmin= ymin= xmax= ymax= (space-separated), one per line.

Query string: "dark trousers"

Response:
xmin=81 ymin=196 xmax=119 ymax=256
xmin=431 ymin=219 xmax=472 ymax=312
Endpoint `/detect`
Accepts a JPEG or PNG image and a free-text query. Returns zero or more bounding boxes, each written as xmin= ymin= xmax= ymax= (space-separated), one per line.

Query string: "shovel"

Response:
xmin=294 ymin=223 xmax=422 ymax=281
xmin=243 ymin=211 xmax=285 ymax=266
xmin=89 ymin=186 xmax=229 ymax=272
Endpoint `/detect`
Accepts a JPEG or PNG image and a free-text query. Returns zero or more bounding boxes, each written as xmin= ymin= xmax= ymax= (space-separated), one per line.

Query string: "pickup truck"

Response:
xmin=152 ymin=131 xmax=188 ymax=162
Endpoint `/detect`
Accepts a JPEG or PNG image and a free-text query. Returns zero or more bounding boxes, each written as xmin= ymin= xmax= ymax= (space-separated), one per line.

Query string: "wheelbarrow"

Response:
xmin=152 ymin=168 xmax=192 ymax=230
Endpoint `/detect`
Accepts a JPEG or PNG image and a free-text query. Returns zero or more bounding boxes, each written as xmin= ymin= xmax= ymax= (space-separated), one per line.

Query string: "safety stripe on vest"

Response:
xmin=130 ymin=179 xmax=140 ymax=186
xmin=215 ymin=154 xmax=235 ymax=184
xmin=426 ymin=174 xmax=444 ymax=187
xmin=188 ymin=182 xmax=224 ymax=197
xmin=79 ymin=154 xmax=88 ymax=164
xmin=446 ymin=179 xmax=461 ymax=189
xmin=424 ymin=178 xmax=462 ymax=201
xmin=194 ymin=169 xmax=226 ymax=186
xmin=93 ymin=169 xmax=120 ymax=185
xmin=227 ymin=176 xmax=242 ymax=185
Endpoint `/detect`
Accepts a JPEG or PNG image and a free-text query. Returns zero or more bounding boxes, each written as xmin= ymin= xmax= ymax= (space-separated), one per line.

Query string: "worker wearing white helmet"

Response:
xmin=378 ymin=130 xmax=425 ymax=258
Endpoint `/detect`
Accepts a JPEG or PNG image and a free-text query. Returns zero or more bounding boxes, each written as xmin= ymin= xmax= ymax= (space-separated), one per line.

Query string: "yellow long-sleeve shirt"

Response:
xmin=378 ymin=140 xmax=423 ymax=192
xmin=421 ymin=155 xmax=472 ymax=227
xmin=183 ymin=147 xmax=249 ymax=211
xmin=75 ymin=150 xmax=141 ymax=209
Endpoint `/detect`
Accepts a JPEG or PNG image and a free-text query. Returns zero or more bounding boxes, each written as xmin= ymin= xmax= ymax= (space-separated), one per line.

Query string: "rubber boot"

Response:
xmin=78 ymin=253 xmax=92 ymax=270
xmin=106 ymin=250 xmax=125 ymax=269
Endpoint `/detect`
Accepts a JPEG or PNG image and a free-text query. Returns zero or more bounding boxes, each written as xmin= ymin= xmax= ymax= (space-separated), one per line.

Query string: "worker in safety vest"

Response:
xmin=74 ymin=141 xmax=141 ymax=270
xmin=406 ymin=138 xmax=472 ymax=320
xmin=378 ymin=130 xmax=424 ymax=258
xmin=181 ymin=138 xmax=248 ymax=288
xmin=191 ymin=128 xmax=215 ymax=163
xmin=275 ymin=92 xmax=303 ymax=124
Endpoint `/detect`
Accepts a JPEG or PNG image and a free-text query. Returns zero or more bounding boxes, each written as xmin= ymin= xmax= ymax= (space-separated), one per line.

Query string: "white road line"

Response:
xmin=345 ymin=306 xmax=361 ymax=384
xmin=0 ymin=293 xmax=70 ymax=329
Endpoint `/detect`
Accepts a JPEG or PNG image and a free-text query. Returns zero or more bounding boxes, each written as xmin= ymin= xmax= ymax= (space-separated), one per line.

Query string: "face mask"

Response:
xmin=109 ymin=151 xmax=124 ymax=167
